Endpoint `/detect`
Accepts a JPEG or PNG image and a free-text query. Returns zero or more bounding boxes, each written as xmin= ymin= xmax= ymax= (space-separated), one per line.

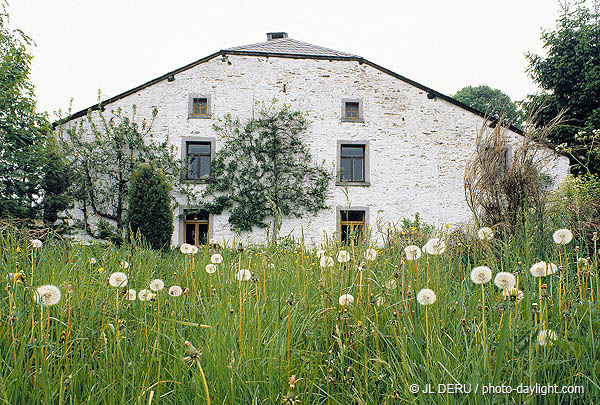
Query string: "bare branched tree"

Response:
xmin=464 ymin=107 xmax=565 ymax=231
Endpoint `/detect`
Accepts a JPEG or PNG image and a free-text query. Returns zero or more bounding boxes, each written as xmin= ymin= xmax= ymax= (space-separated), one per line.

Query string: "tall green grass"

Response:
xmin=0 ymin=225 xmax=598 ymax=404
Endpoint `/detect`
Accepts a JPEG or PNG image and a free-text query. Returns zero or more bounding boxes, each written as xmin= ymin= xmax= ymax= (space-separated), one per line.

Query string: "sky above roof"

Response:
xmin=8 ymin=0 xmax=569 ymax=116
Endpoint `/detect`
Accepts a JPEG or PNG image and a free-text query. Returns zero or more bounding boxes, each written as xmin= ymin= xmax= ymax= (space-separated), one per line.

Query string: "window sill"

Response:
xmin=188 ymin=115 xmax=211 ymax=119
xmin=341 ymin=118 xmax=364 ymax=123
xmin=336 ymin=181 xmax=370 ymax=187
xmin=184 ymin=178 xmax=210 ymax=184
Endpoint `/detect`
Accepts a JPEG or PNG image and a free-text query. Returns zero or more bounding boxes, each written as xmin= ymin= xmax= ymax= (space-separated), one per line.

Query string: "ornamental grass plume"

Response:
xmin=416 ymin=288 xmax=436 ymax=306
xmin=424 ymin=238 xmax=446 ymax=255
xmin=494 ymin=272 xmax=516 ymax=291
xmin=338 ymin=293 xmax=355 ymax=306
xmin=109 ymin=272 xmax=128 ymax=288
xmin=150 ymin=279 xmax=165 ymax=292
xmin=337 ymin=250 xmax=350 ymax=263
xmin=210 ymin=254 xmax=223 ymax=264
xmin=33 ymin=285 xmax=61 ymax=306
xmin=126 ymin=289 xmax=137 ymax=301
xmin=364 ymin=248 xmax=377 ymax=261
xmin=205 ymin=264 xmax=216 ymax=274
xmin=180 ymin=243 xmax=193 ymax=254
xmin=470 ymin=266 xmax=492 ymax=284
xmin=30 ymin=239 xmax=43 ymax=249
xmin=553 ymin=229 xmax=573 ymax=245
xmin=169 ymin=285 xmax=183 ymax=297
xmin=537 ymin=329 xmax=558 ymax=346
xmin=235 ymin=269 xmax=251 ymax=281
xmin=477 ymin=227 xmax=494 ymax=241
xmin=320 ymin=256 xmax=334 ymax=268
xmin=530 ymin=261 xmax=557 ymax=277
xmin=404 ymin=245 xmax=422 ymax=260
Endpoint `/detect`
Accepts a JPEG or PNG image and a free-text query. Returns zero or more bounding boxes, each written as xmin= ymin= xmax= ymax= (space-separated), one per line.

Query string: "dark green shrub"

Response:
xmin=126 ymin=164 xmax=173 ymax=250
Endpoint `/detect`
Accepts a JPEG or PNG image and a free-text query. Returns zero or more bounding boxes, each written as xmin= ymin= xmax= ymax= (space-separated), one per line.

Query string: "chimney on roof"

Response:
xmin=267 ymin=32 xmax=288 ymax=41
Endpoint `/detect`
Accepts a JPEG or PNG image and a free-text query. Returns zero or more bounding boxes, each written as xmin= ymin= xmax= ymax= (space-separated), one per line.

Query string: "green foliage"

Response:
xmin=40 ymin=140 xmax=75 ymax=224
xmin=454 ymin=84 xmax=522 ymax=126
xmin=0 ymin=222 xmax=598 ymax=403
xmin=57 ymin=104 xmax=182 ymax=239
xmin=0 ymin=5 xmax=50 ymax=218
xmin=127 ymin=164 xmax=173 ymax=250
xmin=526 ymin=0 xmax=600 ymax=171
xmin=204 ymin=102 xmax=331 ymax=237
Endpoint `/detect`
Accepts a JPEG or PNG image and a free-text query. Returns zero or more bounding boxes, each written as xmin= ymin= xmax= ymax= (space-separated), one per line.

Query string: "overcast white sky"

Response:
xmin=8 ymin=0 xmax=567 ymax=116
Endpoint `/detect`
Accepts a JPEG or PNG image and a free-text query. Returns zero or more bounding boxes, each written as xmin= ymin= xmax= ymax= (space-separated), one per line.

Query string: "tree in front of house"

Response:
xmin=0 ymin=6 xmax=50 ymax=219
xmin=203 ymin=102 xmax=332 ymax=242
xmin=57 ymin=103 xmax=183 ymax=240
xmin=127 ymin=164 xmax=173 ymax=250
xmin=525 ymin=0 xmax=600 ymax=172
xmin=454 ymin=85 xmax=522 ymax=126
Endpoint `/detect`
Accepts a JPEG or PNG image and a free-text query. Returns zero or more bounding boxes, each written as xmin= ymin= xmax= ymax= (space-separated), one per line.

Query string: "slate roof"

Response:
xmin=57 ymin=35 xmax=522 ymax=135
xmin=223 ymin=38 xmax=360 ymax=58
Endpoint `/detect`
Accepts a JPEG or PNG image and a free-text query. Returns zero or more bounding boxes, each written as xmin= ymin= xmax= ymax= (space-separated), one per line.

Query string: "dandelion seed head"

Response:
xmin=364 ymin=248 xmax=377 ymax=261
xmin=236 ymin=269 xmax=251 ymax=281
xmin=210 ymin=254 xmax=223 ymax=264
xmin=552 ymin=229 xmax=573 ymax=245
xmin=120 ymin=261 xmax=129 ymax=269
xmin=470 ymin=266 xmax=492 ymax=284
xmin=424 ymin=238 xmax=446 ymax=255
xmin=320 ymin=256 xmax=334 ymax=268
xmin=30 ymin=239 xmax=43 ymax=249
xmin=205 ymin=263 xmax=216 ymax=274
xmin=530 ymin=261 xmax=556 ymax=277
xmin=89 ymin=258 xmax=97 ymax=265
xmin=477 ymin=227 xmax=494 ymax=241
xmin=149 ymin=279 xmax=164 ymax=292
xmin=126 ymin=289 xmax=136 ymax=301
xmin=337 ymin=250 xmax=350 ymax=263
xmin=338 ymin=293 xmax=354 ymax=306
xmin=169 ymin=285 xmax=183 ymax=297
xmin=138 ymin=289 xmax=151 ymax=302
xmin=179 ymin=243 xmax=193 ymax=254
xmin=33 ymin=285 xmax=61 ymax=306
xmin=190 ymin=245 xmax=199 ymax=255
xmin=109 ymin=272 xmax=128 ymax=288
xmin=537 ymin=329 xmax=557 ymax=346
xmin=494 ymin=272 xmax=516 ymax=290
xmin=503 ymin=288 xmax=524 ymax=303
xmin=316 ymin=249 xmax=325 ymax=259
xmin=404 ymin=245 xmax=422 ymax=260
xmin=416 ymin=288 xmax=436 ymax=306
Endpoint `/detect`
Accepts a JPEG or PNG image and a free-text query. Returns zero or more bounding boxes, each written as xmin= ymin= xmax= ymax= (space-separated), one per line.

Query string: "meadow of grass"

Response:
xmin=0 ymin=223 xmax=599 ymax=404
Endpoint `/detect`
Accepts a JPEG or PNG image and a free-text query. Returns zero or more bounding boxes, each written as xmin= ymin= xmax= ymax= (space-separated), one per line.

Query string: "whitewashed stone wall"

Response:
xmin=61 ymin=54 xmax=570 ymax=246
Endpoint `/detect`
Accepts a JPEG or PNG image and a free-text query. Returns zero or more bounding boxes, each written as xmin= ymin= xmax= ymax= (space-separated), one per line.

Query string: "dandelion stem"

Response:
xmin=194 ymin=358 xmax=211 ymax=405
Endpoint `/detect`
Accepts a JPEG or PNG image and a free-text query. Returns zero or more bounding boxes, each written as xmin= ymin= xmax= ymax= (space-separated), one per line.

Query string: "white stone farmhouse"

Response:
xmin=59 ymin=32 xmax=569 ymax=246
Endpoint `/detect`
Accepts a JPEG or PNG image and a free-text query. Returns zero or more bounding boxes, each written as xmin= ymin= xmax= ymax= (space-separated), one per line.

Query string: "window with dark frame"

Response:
xmin=192 ymin=98 xmax=208 ymax=116
xmin=340 ymin=144 xmax=365 ymax=182
xmin=186 ymin=141 xmax=211 ymax=180
xmin=340 ymin=210 xmax=365 ymax=244
xmin=184 ymin=210 xmax=209 ymax=246
xmin=344 ymin=102 xmax=359 ymax=120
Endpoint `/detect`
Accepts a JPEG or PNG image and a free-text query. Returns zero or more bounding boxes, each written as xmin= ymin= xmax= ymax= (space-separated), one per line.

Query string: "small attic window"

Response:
xmin=267 ymin=32 xmax=288 ymax=40
xmin=188 ymin=94 xmax=211 ymax=119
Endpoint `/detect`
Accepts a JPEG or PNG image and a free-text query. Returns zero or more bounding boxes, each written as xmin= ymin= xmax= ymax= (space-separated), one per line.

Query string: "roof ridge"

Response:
xmin=223 ymin=37 xmax=360 ymax=58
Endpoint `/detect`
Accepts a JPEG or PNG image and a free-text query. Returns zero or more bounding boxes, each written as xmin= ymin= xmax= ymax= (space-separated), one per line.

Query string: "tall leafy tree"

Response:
xmin=0 ymin=4 xmax=49 ymax=218
xmin=204 ymin=102 xmax=331 ymax=241
xmin=454 ymin=85 xmax=522 ymax=126
xmin=127 ymin=164 xmax=173 ymax=250
xmin=57 ymin=104 xmax=184 ymax=239
xmin=526 ymin=0 xmax=600 ymax=171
